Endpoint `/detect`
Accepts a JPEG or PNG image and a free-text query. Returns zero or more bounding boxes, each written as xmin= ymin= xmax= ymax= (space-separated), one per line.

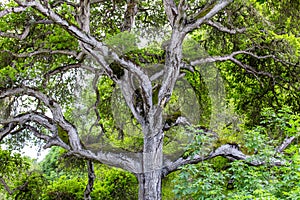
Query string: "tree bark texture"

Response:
xmin=137 ymin=170 xmax=162 ymax=200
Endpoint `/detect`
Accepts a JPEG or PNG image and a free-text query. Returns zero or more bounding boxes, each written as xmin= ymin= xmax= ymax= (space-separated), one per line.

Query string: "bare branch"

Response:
xmin=0 ymin=123 xmax=18 ymax=141
xmin=163 ymin=116 xmax=191 ymax=131
xmin=276 ymin=136 xmax=296 ymax=153
xmin=163 ymin=0 xmax=178 ymax=26
xmin=190 ymin=50 xmax=275 ymax=78
xmin=86 ymin=73 xmax=106 ymax=136
xmin=24 ymin=125 xmax=52 ymax=142
xmin=66 ymin=149 xmax=142 ymax=174
xmin=162 ymin=141 xmax=289 ymax=177
xmin=0 ymin=112 xmax=56 ymax=133
xmin=0 ymin=111 xmax=73 ymax=149
xmin=180 ymin=62 xmax=195 ymax=72
xmin=15 ymin=0 xmax=102 ymax=51
xmin=0 ymin=6 xmax=27 ymax=18
xmin=0 ymin=87 xmax=82 ymax=150
xmin=45 ymin=63 xmax=79 ymax=75
xmin=23 ymin=124 xmax=71 ymax=150
xmin=31 ymin=19 xmax=54 ymax=25
xmin=184 ymin=0 xmax=233 ymax=33
xmin=205 ymin=20 xmax=246 ymax=34
xmin=12 ymin=0 xmax=152 ymax=93
xmin=230 ymin=57 xmax=273 ymax=80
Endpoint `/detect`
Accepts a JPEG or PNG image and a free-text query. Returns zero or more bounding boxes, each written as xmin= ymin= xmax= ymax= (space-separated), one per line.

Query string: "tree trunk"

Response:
xmin=137 ymin=170 xmax=162 ymax=200
xmin=137 ymin=111 xmax=164 ymax=200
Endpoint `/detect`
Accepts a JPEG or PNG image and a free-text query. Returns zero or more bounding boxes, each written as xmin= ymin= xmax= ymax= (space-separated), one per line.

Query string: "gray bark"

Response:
xmin=137 ymin=170 xmax=162 ymax=200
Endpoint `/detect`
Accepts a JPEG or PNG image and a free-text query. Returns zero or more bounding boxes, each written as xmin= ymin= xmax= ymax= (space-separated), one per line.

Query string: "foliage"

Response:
xmin=173 ymin=107 xmax=300 ymax=199
xmin=39 ymin=147 xmax=138 ymax=200
xmin=213 ymin=1 xmax=300 ymax=125
xmin=0 ymin=148 xmax=46 ymax=199
xmin=41 ymin=175 xmax=87 ymax=200
xmin=41 ymin=165 xmax=138 ymax=200
xmin=91 ymin=166 xmax=138 ymax=200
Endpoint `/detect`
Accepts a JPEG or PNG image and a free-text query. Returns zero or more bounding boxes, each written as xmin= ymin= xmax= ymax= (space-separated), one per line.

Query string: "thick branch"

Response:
xmin=66 ymin=149 xmax=142 ymax=174
xmin=276 ymin=136 xmax=296 ymax=153
xmin=84 ymin=45 xmax=153 ymax=120
xmin=184 ymin=0 xmax=233 ymax=33
xmin=163 ymin=0 xmax=178 ymax=26
xmin=0 ymin=123 xmax=18 ymax=141
xmin=158 ymin=30 xmax=185 ymax=108
xmin=78 ymin=0 xmax=91 ymax=33
xmin=0 ymin=112 xmax=56 ymax=133
xmin=162 ymin=136 xmax=295 ymax=177
xmin=174 ymin=0 xmax=188 ymax=29
xmin=0 ymin=87 xmax=82 ymax=150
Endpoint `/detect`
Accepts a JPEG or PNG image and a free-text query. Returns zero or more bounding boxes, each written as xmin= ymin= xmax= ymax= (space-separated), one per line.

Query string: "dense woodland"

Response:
xmin=0 ymin=0 xmax=299 ymax=199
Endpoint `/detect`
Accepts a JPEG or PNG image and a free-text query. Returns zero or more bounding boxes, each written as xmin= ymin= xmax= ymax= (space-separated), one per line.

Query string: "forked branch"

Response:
xmin=162 ymin=135 xmax=295 ymax=177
